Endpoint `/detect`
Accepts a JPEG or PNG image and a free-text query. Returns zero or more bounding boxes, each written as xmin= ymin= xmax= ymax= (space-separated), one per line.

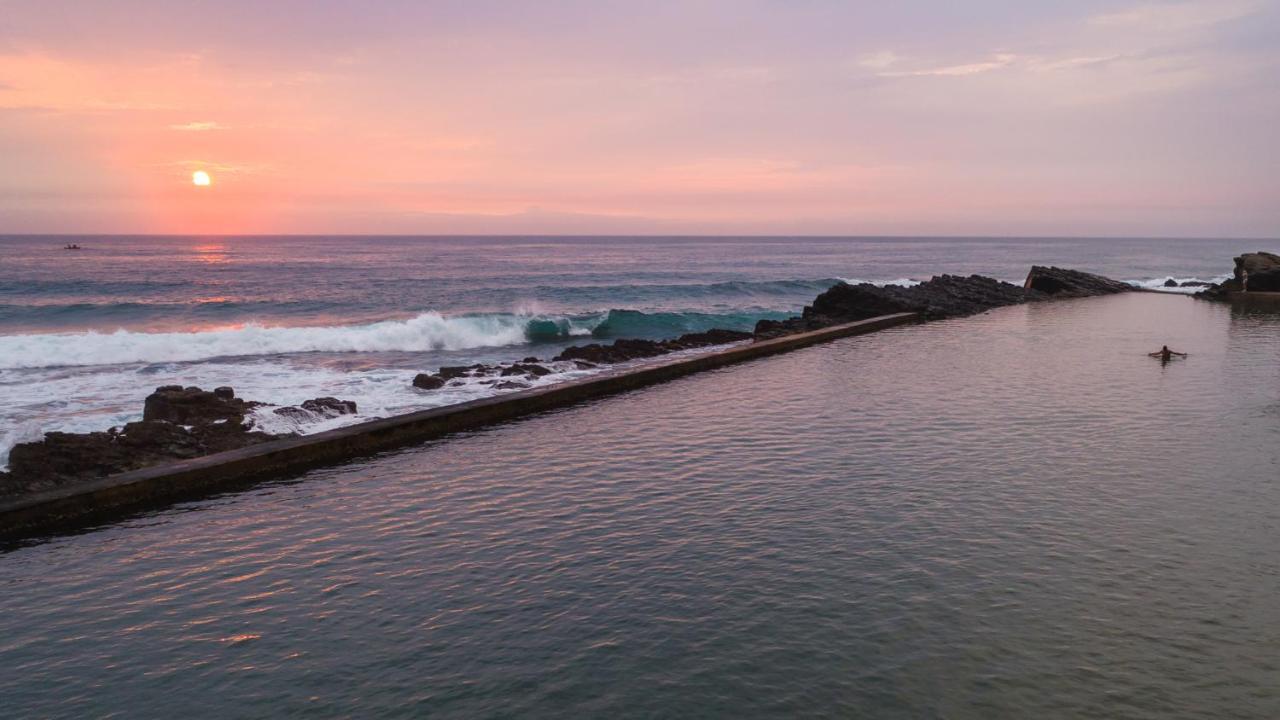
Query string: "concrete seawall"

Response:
xmin=0 ymin=312 xmax=919 ymax=539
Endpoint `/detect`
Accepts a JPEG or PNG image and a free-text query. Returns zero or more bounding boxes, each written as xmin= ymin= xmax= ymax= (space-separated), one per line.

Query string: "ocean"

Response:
xmin=2 ymin=290 xmax=1278 ymax=718
xmin=0 ymin=235 xmax=1246 ymax=466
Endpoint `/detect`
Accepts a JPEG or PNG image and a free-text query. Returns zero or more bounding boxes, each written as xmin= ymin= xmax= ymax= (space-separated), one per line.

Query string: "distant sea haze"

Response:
xmin=0 ymin=235 xmax=1246 ymax=466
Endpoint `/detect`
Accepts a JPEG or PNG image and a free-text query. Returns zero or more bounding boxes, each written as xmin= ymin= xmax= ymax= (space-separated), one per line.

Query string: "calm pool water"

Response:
xmin=2 ymin=293 xmax=1278 ymax=718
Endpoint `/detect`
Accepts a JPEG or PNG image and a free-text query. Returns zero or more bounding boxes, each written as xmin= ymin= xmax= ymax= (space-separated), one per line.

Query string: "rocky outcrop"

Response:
xmin=1195 ymin=252 xmax=1280 ymax=298
xmin=1236 ymin=252 xmax=1280 ymax=290
xmin=0 ymin=386 xmax=361 ymax=498
xmin=756 ymin=275 xmax=1042 ymax=338
xmin=410 ymin=331 xmax=753 ymax=391
xmin=1023 ymin=266 xmax=1136 ymax=297
xmin=143 ymin=385 xmax=259 ymax=425
xmin=272 ymin=397 xmax=358 ymax=421
xmin=413 ymin=360 xmax=558 ymax=390
xmin=756 ymin=268 xmax=1137 ymax=339
xmin=412 ymin=373 xmax=446 ymax=390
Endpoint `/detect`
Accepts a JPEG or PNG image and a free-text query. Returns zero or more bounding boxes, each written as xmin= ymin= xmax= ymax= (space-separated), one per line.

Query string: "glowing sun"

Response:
xmin=192 ymin=170 xmax=212 ymax=187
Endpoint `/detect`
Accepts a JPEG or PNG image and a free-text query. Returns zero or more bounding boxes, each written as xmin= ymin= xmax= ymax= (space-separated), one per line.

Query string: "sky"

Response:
xmin=0 ymin=0 xmax=1277 ymax=236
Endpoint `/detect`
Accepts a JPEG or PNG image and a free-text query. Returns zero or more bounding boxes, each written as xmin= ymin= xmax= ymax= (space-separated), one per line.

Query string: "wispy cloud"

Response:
xmin=1028 ymin=54 xmax=1125 ymax=72
xmin=1090 ymin=1 xmax=1261 ymax=31
xmin=169 ymin=120 xmax=225 ymax=131
xmin=856 ymin=51 xmax=899 ymax=71
xmin=879 ymin=53 xmax=1017 ymax=78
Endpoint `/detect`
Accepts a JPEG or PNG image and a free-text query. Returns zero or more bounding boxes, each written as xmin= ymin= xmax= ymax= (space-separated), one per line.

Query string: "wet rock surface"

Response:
xmin=756 ymin=268 xmax=1137 ymax=339
xmin=1198 ymin=252 xmax=1280 ymax=297
xmin=0 ymin=386 xmax=365 ymax=498
xmin=552 ymin=329 xmax=753 ymax=364
xmin=1024 ymin=266 xmax=1136 ymax=297
xmin=143 ymin=385 xmax=259 ymax=425
xmin=272 ymin=397 xmax=359 ymax=421
xmin=756 ymin=275 xmax=1038 ymax=338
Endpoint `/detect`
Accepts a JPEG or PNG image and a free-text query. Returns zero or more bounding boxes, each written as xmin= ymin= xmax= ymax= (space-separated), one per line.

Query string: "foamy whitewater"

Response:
xmin=0 ymin=235 xmax=1246 ymax=468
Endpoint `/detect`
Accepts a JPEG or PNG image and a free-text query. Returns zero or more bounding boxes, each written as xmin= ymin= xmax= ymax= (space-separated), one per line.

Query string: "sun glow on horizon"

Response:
xmin=192 ymin=170 xmax=211 ymax=187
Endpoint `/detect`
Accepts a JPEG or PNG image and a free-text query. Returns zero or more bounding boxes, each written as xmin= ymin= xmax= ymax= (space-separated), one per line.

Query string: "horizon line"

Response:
xmin=2 ymin=232 xmax=1277 ymax=242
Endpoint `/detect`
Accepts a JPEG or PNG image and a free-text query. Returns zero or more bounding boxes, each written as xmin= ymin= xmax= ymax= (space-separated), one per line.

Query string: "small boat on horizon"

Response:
xmin=63 ymin=243 xmax=82 ymax=250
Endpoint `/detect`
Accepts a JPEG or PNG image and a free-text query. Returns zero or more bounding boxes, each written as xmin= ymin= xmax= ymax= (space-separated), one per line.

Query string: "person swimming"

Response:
xmin=1148 ymin=345 xmax=1187 ymax=362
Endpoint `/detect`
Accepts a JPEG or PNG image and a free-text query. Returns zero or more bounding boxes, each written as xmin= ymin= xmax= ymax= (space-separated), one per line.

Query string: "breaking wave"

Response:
xmin=0 ymin=308 xmax=792 ymax=370
xmin=1126 ymin=275 xmax=1230 ymax=294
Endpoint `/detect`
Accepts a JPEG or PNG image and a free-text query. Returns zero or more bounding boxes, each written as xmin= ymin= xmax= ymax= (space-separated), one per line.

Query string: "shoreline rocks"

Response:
xmin=2 ymin=264 xmax=1142 ymax=502
xmin=0 ymin=387 xmax=359 ymax=499
xmin=1197 ymin=252 xmax=1280 ymax=298
xmin=756 ymin=267 xmax=1133 ymax=339
xmin=552 ymin=329 xmax=754 ymax=365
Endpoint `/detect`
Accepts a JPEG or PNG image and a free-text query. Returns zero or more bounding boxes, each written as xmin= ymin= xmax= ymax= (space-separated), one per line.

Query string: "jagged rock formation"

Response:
xmin=552 ymin=329 xmax=753 ymax=364
xmin=1024 ymin=266 xmax=1136 ymax=297
xmin=412 ymin=330 xmax=753 ymax=389
xmin=2 ymin=265 xmax=1139 ymax=501
xmin=1198 ymin=252 xmax=1280 ymax=298
xmin=272 ymin=397 xmax=359 ymax=421
xmin=756 ymin=268 xmax=1134 ymax=339
xmin=0 ymin=387 xmax=358 ymax=498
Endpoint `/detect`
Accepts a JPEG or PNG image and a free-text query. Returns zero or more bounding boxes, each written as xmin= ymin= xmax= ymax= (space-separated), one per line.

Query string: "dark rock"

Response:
xmin=438 ymin=365 xmax=483 ymax=380
xmin=501 ymin=363 xmax=553 ymax=377
xmin=1179 ymin=280 xmax=1211 ymax=288
xmin=142 ymin=385 xmax=255 ymax=426
xmin=554 ymin=329 xmax=752 ymax=364
xmin=1197 ymin=252 xmax=1280 ymax=298
xmin=521 ymin=356 xmax=540 ymax=363
xmin=271 ymin=397 xmax=358 ymax=420
xmin=413 ymin=373 xmax=446 ymax=390
xmin=213 ymin=386 xmax=235 ymax=399
xmin=756 ymin=269 xmax=1134 ymax=339
xmin=494 ymin=380 xmax=531 ymax=390
xmin=300 ymin=397 xmax=357 ymax=417
xmin=1236 ymin=251 xmax=1280 ymax=292
xmin=1164 ymin=278 xmax=1179 ymax=287
xmin=1024 ymin=266 xmax=1135 ymax=297
xmin=4 ymin=416 xmax=280 ymax=496
xmin=573 ymin=360 xmax=598 ymax=370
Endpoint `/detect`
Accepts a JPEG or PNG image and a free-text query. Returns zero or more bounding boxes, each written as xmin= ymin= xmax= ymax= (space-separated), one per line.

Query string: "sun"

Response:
xmin=192 ymin=170 xmax=212 ymax=187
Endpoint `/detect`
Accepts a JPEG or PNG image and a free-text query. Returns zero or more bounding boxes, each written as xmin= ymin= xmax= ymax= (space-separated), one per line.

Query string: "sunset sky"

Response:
xmin=1 ymin=0 xmax=1277 ymax=236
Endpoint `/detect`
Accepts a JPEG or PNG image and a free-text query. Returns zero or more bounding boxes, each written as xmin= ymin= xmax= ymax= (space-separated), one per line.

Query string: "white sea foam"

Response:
xmin=0 ymin=355 xmax=611 ymax=469
xmin=837 ymin=277 xmax=923 ymax=287
xmin=1126 ymin=275 xmax=1229 ymax=294
xmin=0 ymin=312 xmax=564 ymax=370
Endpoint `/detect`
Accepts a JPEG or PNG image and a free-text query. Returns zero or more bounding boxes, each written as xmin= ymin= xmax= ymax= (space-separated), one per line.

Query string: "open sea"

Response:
xmin=1 ymin=237 xmax=1279 ymax=717
xmin=0 ymin=235 xmax=1250 ymax=467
